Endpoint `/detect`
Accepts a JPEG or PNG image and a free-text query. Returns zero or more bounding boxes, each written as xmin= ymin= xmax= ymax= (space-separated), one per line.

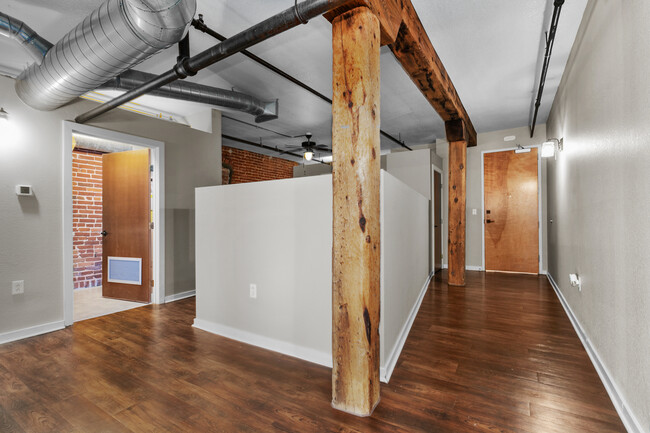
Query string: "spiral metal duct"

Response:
xmin=14 ymin=0 xmax=196 ymax=111
xmin=99 ymin=69 xmax=279 ymax=122
xmin=0 ymin=12 xmax=53 ymax=64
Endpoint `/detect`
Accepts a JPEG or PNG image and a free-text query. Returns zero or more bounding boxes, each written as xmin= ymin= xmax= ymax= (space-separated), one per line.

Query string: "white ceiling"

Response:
xmin=0 ymin=0 xmax=587 ymax=160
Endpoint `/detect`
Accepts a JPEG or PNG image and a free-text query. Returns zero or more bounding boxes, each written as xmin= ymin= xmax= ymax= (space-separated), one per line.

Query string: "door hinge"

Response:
xmin=150 ymin=222 xmax=154 ymax=230
xmin=151 ymin=279 xmax=154 ymax=287
xmin=150 ymin=164 xmax=154 ymax=172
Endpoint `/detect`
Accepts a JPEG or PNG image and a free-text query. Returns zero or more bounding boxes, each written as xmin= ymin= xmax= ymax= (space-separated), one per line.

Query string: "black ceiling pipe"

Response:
xmin=530 ymin=0 xmax=565 ymax=138
xmin=192 ymin=16 xmax=413 ymax=151
xmin=222 ymin=134 xmax=328 ymax=165
xmin=75 ymin=0 xmax=350 ymax=124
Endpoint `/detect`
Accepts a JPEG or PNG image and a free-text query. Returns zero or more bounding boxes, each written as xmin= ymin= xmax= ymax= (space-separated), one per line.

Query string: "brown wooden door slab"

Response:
xmin=102 ymin=149 xmax=151 ymax=303
xmin=484 ymin=148 xmax=538 ymax=274
xmin=434 ymin=170 xmax=442 ymax=272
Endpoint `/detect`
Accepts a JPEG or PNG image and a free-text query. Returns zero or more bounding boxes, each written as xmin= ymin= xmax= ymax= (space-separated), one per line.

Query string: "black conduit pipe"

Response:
xmin=75 ymin=0 xmax=350 ymax=124
xmin=530 ymin=0 xmax=564 ymax=138
xmin=222 ymin=134 xmax=328 ymax=165
xmin=192 ymin=16 xmax=413 ymax=151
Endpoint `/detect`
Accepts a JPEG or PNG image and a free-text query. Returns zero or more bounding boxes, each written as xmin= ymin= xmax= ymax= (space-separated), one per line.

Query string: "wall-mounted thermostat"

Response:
xmin=15 ymin=185 xmax=33 ymax=196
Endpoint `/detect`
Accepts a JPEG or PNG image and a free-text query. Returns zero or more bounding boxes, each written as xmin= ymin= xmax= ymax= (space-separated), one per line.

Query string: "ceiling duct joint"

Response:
xmin=256 ymin=100 xmax=279 ymax=123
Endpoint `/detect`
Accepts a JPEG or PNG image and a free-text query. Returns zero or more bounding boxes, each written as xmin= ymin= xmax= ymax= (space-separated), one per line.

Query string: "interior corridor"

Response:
xmin=0 ymin=271 xmax=625 ymax=432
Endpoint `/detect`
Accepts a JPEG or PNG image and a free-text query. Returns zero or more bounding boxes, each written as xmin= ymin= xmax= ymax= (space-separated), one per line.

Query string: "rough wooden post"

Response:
xmin=447 ymin=139 xmax=467 ymax=286
xmin=331 ymin=6 xmax=381 ymax=417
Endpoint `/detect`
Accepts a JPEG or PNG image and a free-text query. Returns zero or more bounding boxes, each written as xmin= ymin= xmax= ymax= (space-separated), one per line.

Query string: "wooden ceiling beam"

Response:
xmin=325 ymin=0 xmax=477 ymax=147
xmin=324 ymin=1 xmax=402 ymax=46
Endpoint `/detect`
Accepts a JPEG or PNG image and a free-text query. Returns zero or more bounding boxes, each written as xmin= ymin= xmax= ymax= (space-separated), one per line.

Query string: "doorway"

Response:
xmin=63 ymin=122 xmax=165 ymax=326
xmin=482 ymin=147 xmax=540 ymax=274
xmin=433 ymin=168 xmax=443 ymax=273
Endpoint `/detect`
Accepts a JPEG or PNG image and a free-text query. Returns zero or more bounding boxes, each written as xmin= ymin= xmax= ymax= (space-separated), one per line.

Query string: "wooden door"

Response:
xmin=484 ymin=148 xmax=538 ymax=274
xmin=434 ymin=170 xmax=443 ymax=272
xmin=102 ymin=149 xmax=151 ymax=302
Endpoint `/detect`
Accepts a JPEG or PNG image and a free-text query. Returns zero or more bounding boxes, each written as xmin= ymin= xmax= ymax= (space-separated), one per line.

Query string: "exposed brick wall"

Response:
xmin=73 ymin=149 xmax=104 ymax=289
xmin=222 ymin=145 xmax=298 ymax=184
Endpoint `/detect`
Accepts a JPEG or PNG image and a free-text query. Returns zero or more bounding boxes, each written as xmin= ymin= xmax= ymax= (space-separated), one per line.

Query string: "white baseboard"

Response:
xmin=441 ymin=264 xmax=483 ymax=271
xmin=380 ymin=271 xmax=434 ymax=383
xmin=547 ymin=274 xmax=643 ymax=433
xmin=164 ymin=290 xmax=195 ymax=303
xmin=0 ymin=321 xmax=65 ymax=345
xmin=192 ymin=318 xmax=332 ymax=369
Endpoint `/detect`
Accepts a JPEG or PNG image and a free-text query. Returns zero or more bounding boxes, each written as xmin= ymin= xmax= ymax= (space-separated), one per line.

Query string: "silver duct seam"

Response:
xmin=98 ymin=70 xmax=278 ymax=123
xmin=0 ymin=12 xmax=53 ymax=64
xmin=14 ymin=0 xmax=196 ymax=111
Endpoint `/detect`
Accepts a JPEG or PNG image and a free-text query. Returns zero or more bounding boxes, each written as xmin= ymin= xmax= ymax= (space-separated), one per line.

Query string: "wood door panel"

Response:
xmin=484 ymin=148 xmax=538 ymax=274
xmin=102 ymin=149 xmax=151 ymax=302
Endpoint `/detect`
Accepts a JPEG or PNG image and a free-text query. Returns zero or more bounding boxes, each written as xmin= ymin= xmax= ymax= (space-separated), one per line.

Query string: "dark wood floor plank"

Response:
xmin=0 ymin=271 xmax=626 ymax=432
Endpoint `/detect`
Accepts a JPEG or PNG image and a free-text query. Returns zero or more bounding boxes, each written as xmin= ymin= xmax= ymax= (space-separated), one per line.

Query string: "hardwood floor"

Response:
xmin=0 ymin=271 xmax=625 ymax=432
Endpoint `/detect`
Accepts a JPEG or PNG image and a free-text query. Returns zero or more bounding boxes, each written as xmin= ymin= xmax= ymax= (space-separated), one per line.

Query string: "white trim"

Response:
xmin=63 ymin=122 xmax=166 ymax=327
xmin=547 ymin=274 xmax=643 ymax=433
xmin=431 ymin=165 xmax=444 ymax=272
xmin=192 ymin=318 xmax=332 ymax=369
xmin=0 ymin=321 xmax=65 ymax=345
xmin=380 ymin=271 xmax=433 ymax=383
xmin=164 ymin=290 xmax=196 ymax=303
xmin=442 ymin=264 xmax=483 ymax=271
xmin=480 ymin=146 xmax=543 ymax=273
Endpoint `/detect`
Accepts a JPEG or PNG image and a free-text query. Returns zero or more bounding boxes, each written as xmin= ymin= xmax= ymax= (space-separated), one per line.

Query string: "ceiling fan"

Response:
xmin=280 ymin=133 xmax=331 ymax=161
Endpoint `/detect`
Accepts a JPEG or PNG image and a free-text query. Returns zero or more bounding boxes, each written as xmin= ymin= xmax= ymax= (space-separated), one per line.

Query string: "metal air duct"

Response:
xmin=14 ymin=0 xmax=196 ymax=111
xmin=0 ymin=12 xmax=52 ymax=64
xmin=99 ymin=70 xmax=278 ymax=123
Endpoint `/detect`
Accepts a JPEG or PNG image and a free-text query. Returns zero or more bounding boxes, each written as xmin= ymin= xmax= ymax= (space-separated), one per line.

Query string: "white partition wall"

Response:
xmin=380 ymin=171 xmax=432 ymax=381
xmin=195 ymin=171 xmax=431 ymax=381
xmin=194 ymin=175 xmax=333 ymax=366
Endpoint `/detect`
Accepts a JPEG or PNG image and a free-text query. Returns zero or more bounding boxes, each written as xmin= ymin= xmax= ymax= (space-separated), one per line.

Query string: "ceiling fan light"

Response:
xmin=304 ymin=151 xmax=314 ymax=161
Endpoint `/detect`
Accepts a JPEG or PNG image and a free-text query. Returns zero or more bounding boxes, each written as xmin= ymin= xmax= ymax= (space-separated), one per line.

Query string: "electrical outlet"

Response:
xmin=11 ymin=280 xmax=24 ymax=295
xmin=249 ymin=283 xmax=257 ymax=299
xmin=569 ymin=274 xmax=581 ymax=291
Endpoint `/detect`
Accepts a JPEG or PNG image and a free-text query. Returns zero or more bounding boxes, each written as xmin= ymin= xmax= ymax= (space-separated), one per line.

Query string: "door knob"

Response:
xmin=101 ymin=230 xmax=108 ymax=236
xmin=486 ymin=219 xmax=494 ymax=224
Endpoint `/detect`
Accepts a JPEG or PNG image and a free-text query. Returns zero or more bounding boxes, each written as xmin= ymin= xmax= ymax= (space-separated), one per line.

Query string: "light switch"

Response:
xmin=472 ymin=208 xmax=477 ymax=215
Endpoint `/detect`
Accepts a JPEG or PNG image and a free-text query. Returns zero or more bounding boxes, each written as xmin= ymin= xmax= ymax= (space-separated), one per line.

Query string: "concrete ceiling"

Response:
xmin=0 ymin=0 xmax=587 ymax=161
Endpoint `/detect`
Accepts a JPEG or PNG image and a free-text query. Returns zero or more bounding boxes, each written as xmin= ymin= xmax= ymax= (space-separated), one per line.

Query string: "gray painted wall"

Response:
xmin=546 ymin=0 xmax=650 ymax=429
xmin=195 ymin=176 xmax=333 ymax=364
xmin=0 ymin=75 xmax=221 ymax=337
xmin=292 ymin=163 xmax=332 ymax=177
xmin=436 ymin=125 xmax=549 ymax=271
xmin=385 ymin=148 xmax=433 ymax=200
xmin=195 ymin=171 xmax=430 ymax=379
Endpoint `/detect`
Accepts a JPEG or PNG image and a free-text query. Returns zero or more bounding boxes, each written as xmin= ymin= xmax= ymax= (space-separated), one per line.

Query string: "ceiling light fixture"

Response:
xmin=542 ymin=138 xmax=563 ymax=158
xmin=514 ymin=144 xmax=531 ymax=154
xmin=0 ymin=107 xmax=8 ymax=123
xmin=303 ymin=151 xmax=314 ymax=161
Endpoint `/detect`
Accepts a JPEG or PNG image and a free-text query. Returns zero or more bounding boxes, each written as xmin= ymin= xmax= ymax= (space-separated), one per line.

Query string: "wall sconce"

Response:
xmin=303 ymin=150 xmax=314 ymax=161
xmin=0 ymin=107 xmax=8 ymax=123
xmin=542 ymin=138 xmax=563 ymax=158
xmin=514 ymin=144 xmax=531 ymax=154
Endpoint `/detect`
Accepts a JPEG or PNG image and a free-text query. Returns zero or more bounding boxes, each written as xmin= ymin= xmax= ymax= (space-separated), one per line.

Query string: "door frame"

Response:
xmin=62 ymin=121 xmax=165 ymax=326
xmin=431 ymin=164 xmax=443 ymax=272
xmin=480 ymin=146 xmax=543 ymax=274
